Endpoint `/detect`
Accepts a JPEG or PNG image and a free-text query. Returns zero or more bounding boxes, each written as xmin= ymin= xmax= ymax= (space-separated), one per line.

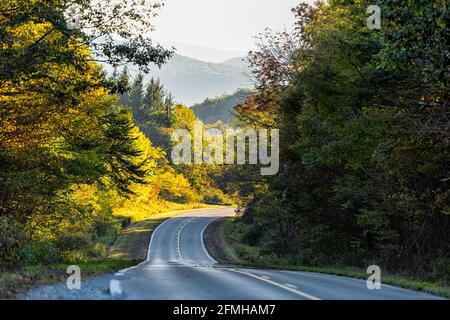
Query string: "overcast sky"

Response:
xmin=151 ymin=0 xmax=308 ymax=53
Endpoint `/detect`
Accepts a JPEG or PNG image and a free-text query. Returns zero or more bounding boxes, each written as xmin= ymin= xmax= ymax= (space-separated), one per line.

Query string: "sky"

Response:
xmin=151 ymin=0 xmax=306 ymax=58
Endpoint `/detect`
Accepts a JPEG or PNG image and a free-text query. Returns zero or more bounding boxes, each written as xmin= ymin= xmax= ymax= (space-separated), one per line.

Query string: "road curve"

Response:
xmin=110 ymin=208 xmax=443 ymax=300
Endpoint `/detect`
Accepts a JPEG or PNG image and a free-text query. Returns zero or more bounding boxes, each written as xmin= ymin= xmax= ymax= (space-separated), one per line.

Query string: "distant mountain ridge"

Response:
xmin=122 ymin=54 xmax=251 ymax=106
xmin=157 ymin=41 xmax=248 ymax=63
xmin=221 ymin=57 xmax=249 ymax=69
xmin=191 ymin=88 xmax=253 ymax=124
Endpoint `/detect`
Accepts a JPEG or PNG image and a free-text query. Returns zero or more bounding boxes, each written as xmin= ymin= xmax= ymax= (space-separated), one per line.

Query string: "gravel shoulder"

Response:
xmin=25 ymin=273 xmax=115 ymax=300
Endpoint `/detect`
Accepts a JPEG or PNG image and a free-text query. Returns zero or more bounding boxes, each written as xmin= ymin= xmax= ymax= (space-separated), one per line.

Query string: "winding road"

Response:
xmin=109 ymin=208 xmax=443 ymax=300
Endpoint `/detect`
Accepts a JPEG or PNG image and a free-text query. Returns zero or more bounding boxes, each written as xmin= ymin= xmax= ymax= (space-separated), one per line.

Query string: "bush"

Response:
xmin=0 ymin=216 xmax=25 ymax=269
xmin=116 ymin=216 xmax=131 ymax=229
xmin=431 ymin=258 xmax=450 ymax=284
xmin=58 ymin=232 xmax=92 ymax=251
xmin=204 ymin=188 xmax=231 ymax=205
xmin=87 ymin=243 xmax=107 ymax=259
xmin=96 ymin=221 xmax=122 ymax=245
xmin=59 ymin=250 xmax=89 ymax=264
xmin=94 ymin=220 xmax=110 ymax=237
xmin=20 ymin=241 xmax=60 ymax=265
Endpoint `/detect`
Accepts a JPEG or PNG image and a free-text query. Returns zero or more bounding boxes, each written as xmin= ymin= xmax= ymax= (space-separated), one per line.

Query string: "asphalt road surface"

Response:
xmin=109 ymin=208 xmax=443 ymax=300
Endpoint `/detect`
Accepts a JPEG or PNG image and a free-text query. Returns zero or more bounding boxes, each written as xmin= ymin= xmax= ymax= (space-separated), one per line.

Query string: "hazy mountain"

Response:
xmin=191 ymin=88 xmax=253 ymax=124
xmin=158 ymin=41 xmax=248 ymax=63
xmin=124 ymin=54 xmax=252 ymax=106
xmin=221 ymin=57 xmax=249 ymax=69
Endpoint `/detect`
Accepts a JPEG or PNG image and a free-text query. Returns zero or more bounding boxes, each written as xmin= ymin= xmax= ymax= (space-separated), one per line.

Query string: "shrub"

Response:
xmin=58 ymin=232 xmax=92 ymax=251
xmin=59 ymin=250 xmax=89 ymax=264
xmin=431 ymin=258 xmax=450 ymax=284
xmin=204 ymin=188 xmax=232 ymax=205
xmin=87 ymin=243 xmax=107 ymax=259
xmin=0 ymin=216 xmax=25 ymax=269
xmin=94 ymin=220 xmax=110 ymax=237
xmin=116 ymin=216 xmax=131 ymax=228
xmin=96 ymin=221 xmax=122 ymax=245
xmin=20 ymin=241 xmax=60 ymax=265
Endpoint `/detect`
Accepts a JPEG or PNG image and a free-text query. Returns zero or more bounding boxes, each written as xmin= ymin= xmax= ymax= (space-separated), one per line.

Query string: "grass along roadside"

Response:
xmin=204 ymin=218 xmax=450 ymax=299
xmin=0 ymin=259 xmax=137 ymax=300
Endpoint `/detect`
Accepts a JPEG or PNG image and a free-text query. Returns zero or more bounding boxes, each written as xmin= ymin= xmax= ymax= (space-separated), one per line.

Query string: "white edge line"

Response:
xmin=200 ymin=217 xmax=220 ymax=264
xmin=176 ymin=218 xmax=196 ymax=261
xmin=149 ymin=208 xmax=233 ymax=263
xmin=120 ymin=208 xmax=234 ymax=271
xmin=146 ymin=216 xmax=176 ymax=262
xmin=226 ymin=269 xmax=321 ymax=300
xmin=109 ymin=279 xmax=122 ymax=297
xmin=118 ymin=260 xmax=147 ymax=273
xmin=118 ymin=216 xmax=175 ymax=273
xmin=114 ymin=208 xmax=321 ymax=301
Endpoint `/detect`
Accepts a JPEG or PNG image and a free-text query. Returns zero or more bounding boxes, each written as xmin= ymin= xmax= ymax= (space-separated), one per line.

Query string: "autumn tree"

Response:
xmin=232 ymin=0 xmax=449 ymax=280
xmin=0 ymin=0 xmax=171 ymax=267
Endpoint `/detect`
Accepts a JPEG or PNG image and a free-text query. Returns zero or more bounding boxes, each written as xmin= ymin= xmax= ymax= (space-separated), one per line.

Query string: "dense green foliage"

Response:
xmin=2 ymin=0 xmax=448 ymax=289
xmin=191 ymin=88 xmax=253 ymax=124
xmin=117 ymin=70 xmax=175 ymax=149
xmin=0 ymin=0 xmax=185 ymax=269
xmin=118 ymin=72 xmax=234 ymax=206
xmin=232 ymin=0 xmax=449 ymax=282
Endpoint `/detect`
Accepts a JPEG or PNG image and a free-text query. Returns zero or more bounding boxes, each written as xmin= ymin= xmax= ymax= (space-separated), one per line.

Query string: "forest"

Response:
xmin=228 ymin=0 xmax=449 ymax=284
xmin=0 ymin=0 xmax=449 ymax=292
xmin=0 ymin=0 xmax=229 ymax=270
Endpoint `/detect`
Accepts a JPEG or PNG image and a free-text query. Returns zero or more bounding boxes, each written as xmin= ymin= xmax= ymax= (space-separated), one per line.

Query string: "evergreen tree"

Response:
xmin=164 ymin=93 xmax=175 ymax=120
xmin=116 ymin=66 xmax=130 ymax=99
xmin=143 ymin=78 xmax=165 ymax=113
xmin=103 ymin=108 xmax=148 ymax=195
xmin=128 ymin=72 xmax=145 ymax=124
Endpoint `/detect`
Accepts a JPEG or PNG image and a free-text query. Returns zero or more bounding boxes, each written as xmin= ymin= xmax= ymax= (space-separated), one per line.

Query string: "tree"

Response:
xmin=102 ymin=107 xmax=149 ymax=195
xmin=231 ymin=0 xmax=449 ymax=280
xmin=164 ymin=93 xmax=175 ymax=119
xmin=0 ymin=0 xmax=173 ymax=82
xmin=127 ymin=73 xmax=145 ymax=123
xmin=143 ymin=78 xmax=165 ymax=114
xmin=0 ymin=0 xmax=167 ymax=266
